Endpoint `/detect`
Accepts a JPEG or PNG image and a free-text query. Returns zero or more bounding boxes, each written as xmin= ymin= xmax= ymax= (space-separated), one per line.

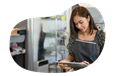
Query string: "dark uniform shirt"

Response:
xmin=67 ymin=30 xmax=105 ymax=56
xmin=67 ymin=30 xmax=105 ymax=70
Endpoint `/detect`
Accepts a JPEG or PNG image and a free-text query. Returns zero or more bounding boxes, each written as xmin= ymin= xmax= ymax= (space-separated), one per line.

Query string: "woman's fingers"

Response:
xmin=84 ymin=61 xmax=90 ymax=65
xmin=58 ymin=63 xmax=68 ymax=69
xmin=81 ymin=61 xmax=90 ymax=65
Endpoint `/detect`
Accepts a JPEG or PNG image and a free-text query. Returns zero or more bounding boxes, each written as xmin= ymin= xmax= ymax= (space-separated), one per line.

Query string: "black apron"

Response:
xmin=73 ymin=32 xmax=99 ymax=70
xmin=38 ymin=33 xmax=46 ymax=61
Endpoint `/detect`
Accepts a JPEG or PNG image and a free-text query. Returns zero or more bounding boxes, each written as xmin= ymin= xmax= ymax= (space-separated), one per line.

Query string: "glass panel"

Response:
xmin=40 ymin=13 xmax=67 ymax=73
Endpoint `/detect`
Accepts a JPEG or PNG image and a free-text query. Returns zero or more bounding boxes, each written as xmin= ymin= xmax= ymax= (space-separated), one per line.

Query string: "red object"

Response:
xmin=10 ymin=50 xmax=11 ymax=52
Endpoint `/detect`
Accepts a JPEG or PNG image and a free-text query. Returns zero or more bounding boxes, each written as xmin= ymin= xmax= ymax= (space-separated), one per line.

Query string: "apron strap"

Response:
xmin=76 ymin=32 xmax=78 ymax=39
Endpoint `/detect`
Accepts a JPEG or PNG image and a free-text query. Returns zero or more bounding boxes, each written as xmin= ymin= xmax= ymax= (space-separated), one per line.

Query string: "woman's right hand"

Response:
xmin=58 ymin=56 xmax=74 ymax=69
xmin=58 ymin=62 xmax=68 ymax=69
xmin=58 ymin=59 xmax=69 ymax=69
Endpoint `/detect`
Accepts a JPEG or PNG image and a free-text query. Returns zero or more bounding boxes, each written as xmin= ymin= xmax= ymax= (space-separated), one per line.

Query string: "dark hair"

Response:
xmin=70 ymin=6 xmax=98 ymax=38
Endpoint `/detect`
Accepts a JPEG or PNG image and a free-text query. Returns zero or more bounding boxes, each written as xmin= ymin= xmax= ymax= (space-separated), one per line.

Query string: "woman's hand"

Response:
xmin=81 ymin=61 xmax=91 ymax=65
xmin=58 ymin=60 xmax=68 ymax=69
xmin=58 ymin=63 xmax=68 ymax=69
xmin=58 ymin=56 xmax=74 ymax=69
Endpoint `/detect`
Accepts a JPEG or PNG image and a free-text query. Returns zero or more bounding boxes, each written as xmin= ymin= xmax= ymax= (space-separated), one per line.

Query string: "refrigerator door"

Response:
xmin=27 ymin=18 xmax=41 ymax=71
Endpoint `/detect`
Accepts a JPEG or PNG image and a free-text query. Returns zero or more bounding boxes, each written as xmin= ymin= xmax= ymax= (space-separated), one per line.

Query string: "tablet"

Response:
xmin=55 ymin=61 xmax=88 ymax=68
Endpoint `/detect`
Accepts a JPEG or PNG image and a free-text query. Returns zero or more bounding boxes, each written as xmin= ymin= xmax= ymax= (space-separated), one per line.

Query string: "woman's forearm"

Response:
xmin=60 ymin=56 xmax=75 ymax=62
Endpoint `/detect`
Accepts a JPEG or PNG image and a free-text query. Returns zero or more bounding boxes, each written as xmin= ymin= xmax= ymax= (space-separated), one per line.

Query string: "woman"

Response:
xmin=58 ymin=6 xmax=105 ymax=70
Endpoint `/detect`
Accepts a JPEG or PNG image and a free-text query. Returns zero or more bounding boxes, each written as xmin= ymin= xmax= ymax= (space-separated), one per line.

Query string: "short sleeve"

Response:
xmin=97 ymin=30 xmax=105 ymax=54
xmin=67 ymin=35 xmax=76 ymax=56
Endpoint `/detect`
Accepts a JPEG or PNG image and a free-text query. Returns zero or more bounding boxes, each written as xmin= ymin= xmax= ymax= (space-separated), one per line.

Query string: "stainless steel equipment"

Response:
xmin=26 ymin=17 xmax=41 ymax=73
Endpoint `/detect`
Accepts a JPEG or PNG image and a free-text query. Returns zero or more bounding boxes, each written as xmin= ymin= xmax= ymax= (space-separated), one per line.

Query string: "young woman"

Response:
xmin=58 ymin=6 xmax=105 ymax=70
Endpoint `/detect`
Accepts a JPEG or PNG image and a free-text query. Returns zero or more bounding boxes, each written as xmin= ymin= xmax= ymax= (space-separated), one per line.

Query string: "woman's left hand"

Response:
xmin=81 ymin=61 xmax=91 ymax=65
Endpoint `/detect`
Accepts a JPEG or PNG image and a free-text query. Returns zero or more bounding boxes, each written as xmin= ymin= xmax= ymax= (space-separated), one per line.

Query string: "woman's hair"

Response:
xmin=70 ymin=6 xmax=98 ymax=38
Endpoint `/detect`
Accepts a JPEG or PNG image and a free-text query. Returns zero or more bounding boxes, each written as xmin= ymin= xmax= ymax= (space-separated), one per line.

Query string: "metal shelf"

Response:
xmin=10 ymin=34 xmax=25 ymax=43
xmin=11 ymin=49 xmax=26 ymax=56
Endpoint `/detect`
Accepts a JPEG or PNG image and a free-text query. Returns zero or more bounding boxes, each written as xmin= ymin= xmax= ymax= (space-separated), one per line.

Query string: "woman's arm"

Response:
xmin=60 ymin=56 xmax=75 ymax=62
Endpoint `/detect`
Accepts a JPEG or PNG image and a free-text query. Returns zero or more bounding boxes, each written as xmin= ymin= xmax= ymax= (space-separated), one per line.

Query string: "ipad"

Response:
xmin=55 ymin=61 xmax=88 ymax=68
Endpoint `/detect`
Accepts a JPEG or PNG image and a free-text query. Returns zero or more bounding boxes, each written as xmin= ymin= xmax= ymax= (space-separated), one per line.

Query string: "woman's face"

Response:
xmin=73 ymin=15 xmax=90 ymax=33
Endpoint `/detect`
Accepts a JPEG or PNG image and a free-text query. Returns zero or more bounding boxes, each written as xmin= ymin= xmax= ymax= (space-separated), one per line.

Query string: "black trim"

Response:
xmin=38 ymin=60 xmax=48 ymax=66
xmin=17 ymin=30 xmax=26 ymax=34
